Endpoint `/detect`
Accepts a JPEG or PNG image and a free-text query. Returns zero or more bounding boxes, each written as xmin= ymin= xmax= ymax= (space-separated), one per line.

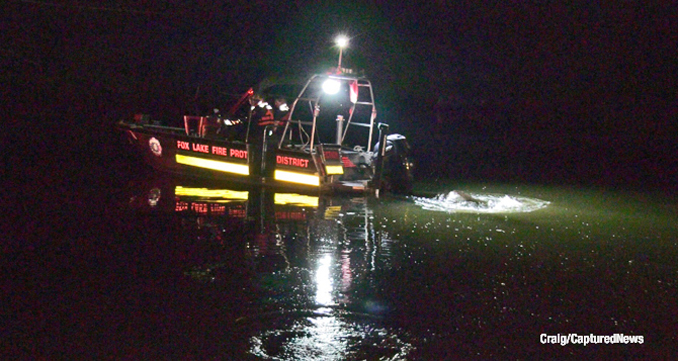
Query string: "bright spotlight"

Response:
xmin=322 ymin=79 xmax=340 ymax=94
xmin=335 ymin=35 xmax=349 ymax=48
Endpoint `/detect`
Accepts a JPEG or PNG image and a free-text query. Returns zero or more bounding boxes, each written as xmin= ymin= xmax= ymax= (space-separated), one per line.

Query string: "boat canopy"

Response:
xmin=261 ymin=71 xmax=378 ymax=153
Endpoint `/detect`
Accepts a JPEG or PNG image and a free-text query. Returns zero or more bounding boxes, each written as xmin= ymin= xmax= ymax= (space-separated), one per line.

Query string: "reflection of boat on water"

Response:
xmin=118 ymin=39 xmax=413 ymax=196
xmin=125 ymin=176 xmax=414 ymax=359
xmin=125 ymin=175 xmax=387 ymax=281
xmin=127 ymin=176 xmax=358 ymax=227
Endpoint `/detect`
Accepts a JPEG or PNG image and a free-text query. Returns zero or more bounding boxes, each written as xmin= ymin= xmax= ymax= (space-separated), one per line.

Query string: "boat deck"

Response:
xmin=333 ymin=180 xmax=369 ymax=193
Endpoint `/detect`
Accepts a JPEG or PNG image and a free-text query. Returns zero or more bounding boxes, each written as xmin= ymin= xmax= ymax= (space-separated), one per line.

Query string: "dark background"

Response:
xmin=3 ymin=2 xmax=677 ymax=359
xmin=4 ymin=0 xmax=676 ymax=188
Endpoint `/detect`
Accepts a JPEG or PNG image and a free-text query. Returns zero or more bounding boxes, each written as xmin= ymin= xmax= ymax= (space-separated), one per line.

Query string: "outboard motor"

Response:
xmin=374 ymin=133 xmax=414 ymax=195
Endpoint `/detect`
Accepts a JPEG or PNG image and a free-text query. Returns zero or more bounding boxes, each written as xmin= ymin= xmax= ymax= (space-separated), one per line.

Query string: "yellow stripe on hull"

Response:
xmin=274 ymin=170 xmax=320 ymax=186
xmin=325 ymin=165 xmax=344 ymax=175
xmin=176 ymin=154 xmax=249 ymax=175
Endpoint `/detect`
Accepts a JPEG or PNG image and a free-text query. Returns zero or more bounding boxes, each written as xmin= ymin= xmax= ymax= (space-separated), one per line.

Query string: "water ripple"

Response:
xmin=413 ymin=191 xmax=550 ymax=214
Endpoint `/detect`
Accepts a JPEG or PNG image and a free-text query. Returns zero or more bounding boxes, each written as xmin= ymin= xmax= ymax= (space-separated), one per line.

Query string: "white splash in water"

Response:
xmin=413 ymin=191 xmax=550 ymax=214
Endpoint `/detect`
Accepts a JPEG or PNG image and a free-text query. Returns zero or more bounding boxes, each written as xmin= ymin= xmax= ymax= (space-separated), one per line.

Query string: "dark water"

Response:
xmin=5 ymin=135 xmax=678 ymax=359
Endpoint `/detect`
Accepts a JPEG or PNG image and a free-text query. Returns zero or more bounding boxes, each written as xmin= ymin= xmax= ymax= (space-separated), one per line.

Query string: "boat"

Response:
xmin=117 ymin=38 xmax=413 ymax=195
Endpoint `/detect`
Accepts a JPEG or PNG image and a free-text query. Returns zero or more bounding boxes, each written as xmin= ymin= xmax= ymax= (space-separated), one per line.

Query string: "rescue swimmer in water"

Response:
xmin=451 ymin=190 xmax=487 ymax=206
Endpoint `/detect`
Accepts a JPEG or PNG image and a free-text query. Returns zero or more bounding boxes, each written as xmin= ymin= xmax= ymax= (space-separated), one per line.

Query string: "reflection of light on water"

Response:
xmin=340 ymin=252 xmax=352 ymax=293
xmin=315 ymin=254 xmax=334 ymax=306
xmin=173 ymin=186 xmax=248 ymax=200
xmin=247 ymin=252 xmax=414 ymax=360
xmin=414 ymin=191 xmax=550 ymax=213
xmin=248 ymin=312 xmax=414 ymax=360
xmin=274 ymin=193 xmax=319 ymax=207
xmin=147 ymin=188 xmax=161 ymax=207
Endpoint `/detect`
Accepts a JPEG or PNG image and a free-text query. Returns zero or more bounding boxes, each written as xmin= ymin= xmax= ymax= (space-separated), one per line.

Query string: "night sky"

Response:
xmin=4 ymin=0 xmax=676 ymax=187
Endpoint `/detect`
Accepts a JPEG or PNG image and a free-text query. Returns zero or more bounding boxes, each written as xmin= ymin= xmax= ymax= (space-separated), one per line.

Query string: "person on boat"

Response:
xmin=251 ymin=95 xmax=275 ymax=129
xmin=248 ymin=94 xmax=276 ymax=177
xmin=249 ymin=95 xmax=290 ymax=138
xmin=273 ymin=96 xmax=290 ymax=125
